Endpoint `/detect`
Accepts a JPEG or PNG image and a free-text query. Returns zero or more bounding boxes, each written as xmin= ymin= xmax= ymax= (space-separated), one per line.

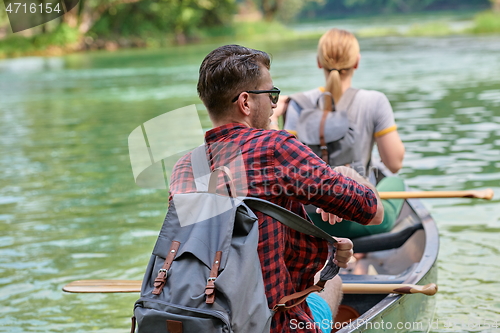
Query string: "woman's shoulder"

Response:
xmin=355 ymin=88 xmax=389 ymax=101
xmin=353 ymin=88 xmax=392 ymax=112
xmin=287 ymin=87 xmax=323 ymax=113
xmin=292 ymin=87 xmax=323 ymax=102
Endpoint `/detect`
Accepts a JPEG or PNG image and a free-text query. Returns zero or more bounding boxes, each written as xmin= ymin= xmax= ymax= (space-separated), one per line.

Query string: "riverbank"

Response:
xmin=356 ymin=10 xmax=500 ymax=37
xmin=0 ymin=20 xmax=302 ymax=59
xmin=1 ymin=10 xmax=499 ymax=59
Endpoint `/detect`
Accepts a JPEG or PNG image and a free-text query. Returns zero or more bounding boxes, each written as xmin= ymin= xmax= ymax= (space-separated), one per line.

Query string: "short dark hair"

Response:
xmin=197 ymin=45 xmax=271 ymax=120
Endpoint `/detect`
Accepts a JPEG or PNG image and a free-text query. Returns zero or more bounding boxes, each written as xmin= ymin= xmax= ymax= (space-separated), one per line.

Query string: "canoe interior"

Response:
xmin=334 ymin=167 xmax=439 ymax=332
xmin=343 ymin=203 xmax=424 ymax=279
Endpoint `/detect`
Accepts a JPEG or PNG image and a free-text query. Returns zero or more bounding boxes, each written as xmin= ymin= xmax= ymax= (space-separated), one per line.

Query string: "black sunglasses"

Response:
xmin=231 ymin=86 xmax=280 ymax=104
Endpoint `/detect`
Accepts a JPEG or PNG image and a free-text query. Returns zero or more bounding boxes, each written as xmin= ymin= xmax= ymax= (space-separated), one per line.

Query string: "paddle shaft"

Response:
xmin=62 ymin=280 xmax=437 ymax=296
xmin=379 ymin=189 xmax=494 ymax=200
xmin=342 ymin=283 xmax=437 ymax=296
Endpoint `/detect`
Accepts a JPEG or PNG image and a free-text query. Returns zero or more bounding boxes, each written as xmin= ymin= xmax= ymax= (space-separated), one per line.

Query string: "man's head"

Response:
xmin=197 ymin=45 xmax=276 ymax=129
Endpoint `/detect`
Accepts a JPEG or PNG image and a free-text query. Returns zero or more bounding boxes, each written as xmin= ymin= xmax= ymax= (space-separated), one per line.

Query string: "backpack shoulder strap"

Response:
xmin=243 ymin=198 xmax=339 ymax=280
xmin=191 ymin=145 xmax=211 ymax=192
xmin=336 ymin=87 xmax=359 ymax=112
xmin=289 ymin=92 xmax=316 ymax=110
xmin=244 ymin=197 xmax=335 ymax=244
xmin=244 ymin=197 xmax=340 ymax=310
xmin=190 ymin=150 xmax=340 ymax=281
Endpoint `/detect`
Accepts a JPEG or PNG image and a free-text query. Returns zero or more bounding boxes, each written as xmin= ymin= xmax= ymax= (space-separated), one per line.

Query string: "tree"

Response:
xmin=492 ymin=0 xmax=500 ymax=12
xmin=274 ymin=0 xmax=326 ymax=22
xmin=0 ymin=1 xmax=9 ymax=38
xmin=89 ymin=0 xmax=236 ymax=44
xmin=257 ymin=0 xmax=323 ymax=21
xmin=63 ymin=0 xmax=142 ymax=34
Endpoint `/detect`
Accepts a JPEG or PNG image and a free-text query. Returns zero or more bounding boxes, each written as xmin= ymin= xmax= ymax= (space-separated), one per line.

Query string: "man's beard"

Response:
xmin=251 ymin=105 xmax=270 ymax=130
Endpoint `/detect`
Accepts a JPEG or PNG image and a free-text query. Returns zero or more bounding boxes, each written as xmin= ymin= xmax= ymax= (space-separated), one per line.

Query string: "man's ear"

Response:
xmin=237 ymin=92 xmax=251 ymax=116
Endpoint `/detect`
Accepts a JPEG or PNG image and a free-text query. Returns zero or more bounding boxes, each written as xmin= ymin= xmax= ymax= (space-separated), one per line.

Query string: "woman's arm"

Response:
xmin=269 ymin=95 xmax=289 ymax=130
xmin=376 ymin=130 xmax=405 ymax=173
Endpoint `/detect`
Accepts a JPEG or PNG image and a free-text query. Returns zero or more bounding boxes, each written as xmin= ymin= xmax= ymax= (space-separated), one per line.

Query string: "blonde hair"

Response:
xmin=317 ymin=28 xmax=360 ymax=111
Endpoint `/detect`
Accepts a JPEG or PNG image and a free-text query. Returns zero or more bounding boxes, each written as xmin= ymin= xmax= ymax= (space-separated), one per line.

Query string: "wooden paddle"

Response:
xmin=62 ymin=280 xmax=437 ymax=296
xmin=379 ymin=188 xmax=494 ymax=200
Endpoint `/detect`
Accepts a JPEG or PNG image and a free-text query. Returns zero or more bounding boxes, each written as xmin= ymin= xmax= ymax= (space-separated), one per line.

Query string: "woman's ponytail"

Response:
xmin=317 ymin=28 xmax=360 ymax=110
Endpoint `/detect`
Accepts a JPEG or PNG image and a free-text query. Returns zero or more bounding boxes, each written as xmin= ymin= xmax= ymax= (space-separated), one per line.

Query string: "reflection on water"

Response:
xmin=1 ymin=22 xmax=500 ymax=333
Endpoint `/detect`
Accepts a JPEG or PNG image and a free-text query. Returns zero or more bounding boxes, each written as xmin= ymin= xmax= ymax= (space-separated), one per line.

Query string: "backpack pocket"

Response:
xmin=134 ymin=298 xmax=230 ymax=333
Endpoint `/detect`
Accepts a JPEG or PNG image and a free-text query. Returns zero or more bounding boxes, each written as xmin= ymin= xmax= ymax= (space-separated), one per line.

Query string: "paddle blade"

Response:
xmin=473 ymin=188 xmax=495 ymax=200
xmin=63 ymin=280 xmax=142 ymax=293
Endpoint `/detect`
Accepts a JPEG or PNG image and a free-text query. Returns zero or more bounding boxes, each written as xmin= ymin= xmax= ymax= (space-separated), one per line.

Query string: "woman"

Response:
xmin=271 ymin=28 xmax=405 ymax=238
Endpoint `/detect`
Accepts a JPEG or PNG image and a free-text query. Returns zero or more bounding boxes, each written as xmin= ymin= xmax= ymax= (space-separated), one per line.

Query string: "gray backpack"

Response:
xmin=289 ymin=88 xmax=359 ymax=168
xmin=131 ymin=145 xmax=339 ymax=333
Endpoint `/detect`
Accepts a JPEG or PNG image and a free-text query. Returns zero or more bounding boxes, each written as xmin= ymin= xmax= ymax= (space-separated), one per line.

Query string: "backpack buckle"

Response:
xmin=205 ymin=277 xmax=217 ymax=304
xmin=272 ymin=303 xmax=287 ymax=312
xmin=152 ymin=241 xmax=180 ymax=295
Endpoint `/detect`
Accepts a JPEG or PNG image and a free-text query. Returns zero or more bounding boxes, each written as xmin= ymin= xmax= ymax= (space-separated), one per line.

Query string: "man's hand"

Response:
xmin=316 ymin=207 xmax=343 ymax=225
xmin=333 ymin=237 xmax=353 ymax=268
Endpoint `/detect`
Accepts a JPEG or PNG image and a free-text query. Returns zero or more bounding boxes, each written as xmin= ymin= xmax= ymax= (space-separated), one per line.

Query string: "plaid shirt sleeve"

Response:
xmin=168 ymin=152 xmax=196 ymax=200
xmin=272 ymin=132 xmax=377 ymax=225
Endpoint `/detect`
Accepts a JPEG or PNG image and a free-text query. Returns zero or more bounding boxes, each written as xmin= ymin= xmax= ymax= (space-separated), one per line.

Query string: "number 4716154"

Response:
xmin=5 ymin=2 xmax=61 ymax=14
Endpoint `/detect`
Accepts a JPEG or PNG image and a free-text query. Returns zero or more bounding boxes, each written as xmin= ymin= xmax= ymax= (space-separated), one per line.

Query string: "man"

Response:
xmin=169 ymin=45 xmax=384 ymax=333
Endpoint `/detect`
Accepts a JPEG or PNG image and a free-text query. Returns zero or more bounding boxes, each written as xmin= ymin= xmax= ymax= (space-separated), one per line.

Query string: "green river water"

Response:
xmin=1 ymin=15 xmax=500 ymax=333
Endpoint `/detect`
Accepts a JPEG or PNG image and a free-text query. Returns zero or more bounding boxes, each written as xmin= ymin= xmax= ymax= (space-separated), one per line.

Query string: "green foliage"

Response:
xmin=0 ymin=23 xmax=79 ymax=58
xmin=198 ymin=20 xmax=297 ymax=42
xmin=469 ymin=11 xmax=500 ymax=33
xmin=299 ymin=0 xmax=491 ymax=19
xmin=356 ymin=21 xmax=453 ymax=38
xmin=0 ymin=0 xmax=8 ymax=25
xmin=356 ymin=26 xmax=400 ymax=37
xmin=406 ymin=21 xmax=452 ymax=36
xmin=32 ymin=23 xmax=80 ymax=46
xmin=90 ymin=0 xmax=236 ymax=42
xmin=2 ymin=0 xmax=498 ymax=59
xmin=233 ymin=20 xmax=295 ymax=39
xmin=274 ymin=0 xmax=325 ymax=22
xmin=0 ymin=0 xmax=11 ymax=39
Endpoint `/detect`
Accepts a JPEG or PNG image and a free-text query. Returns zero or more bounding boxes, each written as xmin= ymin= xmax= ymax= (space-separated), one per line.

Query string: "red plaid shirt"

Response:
xmin=169 ymin=123 xmax=377 ymax=333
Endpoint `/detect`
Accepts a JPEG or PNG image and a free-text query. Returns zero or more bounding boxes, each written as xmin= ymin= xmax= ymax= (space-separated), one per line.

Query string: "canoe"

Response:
xmin=333 ymin=164 xmax=439 ymax=333
xmin=62 ymin=163 xmax=439 ymax=332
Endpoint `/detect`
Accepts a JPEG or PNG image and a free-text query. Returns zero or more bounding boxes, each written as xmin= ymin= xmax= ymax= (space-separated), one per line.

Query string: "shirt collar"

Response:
xmin=205 ymin=123 xmax=247 ymax=143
